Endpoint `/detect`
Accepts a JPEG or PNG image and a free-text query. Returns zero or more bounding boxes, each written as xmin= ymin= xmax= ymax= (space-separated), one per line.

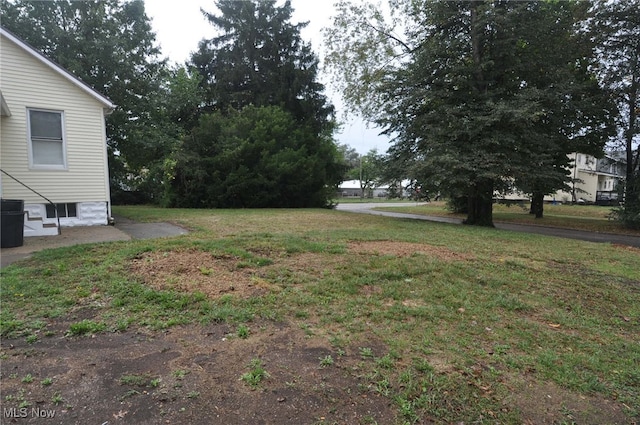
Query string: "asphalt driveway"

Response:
xmin=0 ymin=216 xmax=188 ymax=268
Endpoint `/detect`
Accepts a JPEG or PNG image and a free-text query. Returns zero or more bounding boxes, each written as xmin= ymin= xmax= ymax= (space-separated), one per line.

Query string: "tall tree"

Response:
xmin=508 ymin=1 xmax=614 ymax=218
xmin=191 ymin=0 xmax=333 ymax=134
xmin=337 ymin=143 xmax=361 ymax=180
xmin=591 ymin=0 xmax=640 ymax=228
xmin=1 ymin=0 xmax=167 ymax=194
xmin=345 ymin=149 xmax=384 ymax=198
xmin=325 ymin=0 xmax=612 ymax=226
xmin=169 ymin=0 xmax=344 ymax=207
xmin=171 ymin=0 xmax=342 ymax=208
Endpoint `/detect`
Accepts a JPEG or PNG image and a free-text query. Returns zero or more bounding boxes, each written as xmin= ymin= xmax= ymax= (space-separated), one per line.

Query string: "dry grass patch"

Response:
xmin=130 ymin=250 xmax=273 ymax=299
xmin=130 ymin=250 xmax=352 ymax=300
xmin=348 ymin=240 xmax=473 ymax=261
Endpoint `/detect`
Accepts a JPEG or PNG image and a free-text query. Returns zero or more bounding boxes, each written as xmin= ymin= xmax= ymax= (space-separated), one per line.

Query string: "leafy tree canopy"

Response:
xmin=590 ymin=0 xmax=640 ymax=227
xmin=325 ymin=0 xmax=613 ymax=225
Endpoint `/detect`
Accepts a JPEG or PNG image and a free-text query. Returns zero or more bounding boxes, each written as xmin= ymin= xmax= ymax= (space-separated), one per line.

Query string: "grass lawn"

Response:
xmin=1 ymin=206 xmax=639 ymax=423
xmin=375 ymin=201 xmax=640 ymax=236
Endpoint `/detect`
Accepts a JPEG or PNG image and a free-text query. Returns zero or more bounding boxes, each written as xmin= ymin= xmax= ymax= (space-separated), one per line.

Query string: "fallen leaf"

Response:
xmin=113 ymin=410 xmax=128 ymax=419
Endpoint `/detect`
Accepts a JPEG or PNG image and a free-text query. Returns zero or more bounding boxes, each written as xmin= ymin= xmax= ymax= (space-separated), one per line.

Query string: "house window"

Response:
xmin=45 ymin=203 xmax=77 ymax=219
xmin=27 ymin=109 xmax=66 ymax=168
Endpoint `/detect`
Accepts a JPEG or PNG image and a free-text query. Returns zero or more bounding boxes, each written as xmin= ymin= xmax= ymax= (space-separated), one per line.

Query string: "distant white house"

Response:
xmin=497 ymin=152 xmax=626 ymax=205
xmin=0 ymin=27 xmax=116 ymax=236
xmin=559 ymin=152 xmax=625 ymax=205
xmin=337 ymin=179 xmax=411 ymax=198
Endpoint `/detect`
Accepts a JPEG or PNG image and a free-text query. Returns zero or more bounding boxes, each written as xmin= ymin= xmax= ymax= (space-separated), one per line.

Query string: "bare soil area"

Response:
xmin=1 ymin=320 xmax=399 ymax=425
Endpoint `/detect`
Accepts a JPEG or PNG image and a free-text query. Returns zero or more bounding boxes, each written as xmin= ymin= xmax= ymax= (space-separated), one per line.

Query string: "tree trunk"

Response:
xmin=530 ymin=192 xmax=544 ymax=219
xmin=464 ymin=181 xmax=494 ymax=227
xmin=626 ymin=79 xmax=637 ymax=190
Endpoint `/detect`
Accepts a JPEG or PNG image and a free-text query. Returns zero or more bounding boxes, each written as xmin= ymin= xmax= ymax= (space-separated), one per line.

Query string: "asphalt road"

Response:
xmin=335 ymin=202 xmax=640 ymax=248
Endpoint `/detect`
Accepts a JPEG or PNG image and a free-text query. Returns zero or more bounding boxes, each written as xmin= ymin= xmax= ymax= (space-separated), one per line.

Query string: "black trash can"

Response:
xmin=1 ymin=199 xmax=25 ymax=248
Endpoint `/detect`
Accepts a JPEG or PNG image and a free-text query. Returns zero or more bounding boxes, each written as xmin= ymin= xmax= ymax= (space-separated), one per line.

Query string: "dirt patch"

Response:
xmin=348 ymin=241 xmax=472 ymax=261
xmin=130 ymin=250 xmax=275 ymax=299
xmin=613 ymin=243 xmax=640 ymax=254
xmin=0 ymin=322 xmax=397 ymax=425
xmin=129 ymin=243 xmax=468 ymax=301
xmin=508 ymin=379 xmax=632 ymax=425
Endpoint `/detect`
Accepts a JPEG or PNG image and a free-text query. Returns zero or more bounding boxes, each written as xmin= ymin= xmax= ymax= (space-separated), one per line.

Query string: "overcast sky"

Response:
xmin=143 ymin=0 xmax=389 ymax=154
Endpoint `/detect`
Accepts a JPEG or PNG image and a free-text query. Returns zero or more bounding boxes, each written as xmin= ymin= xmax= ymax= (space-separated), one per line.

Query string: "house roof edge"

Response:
xmin=0 ymin=26 xmax=116 ymax=111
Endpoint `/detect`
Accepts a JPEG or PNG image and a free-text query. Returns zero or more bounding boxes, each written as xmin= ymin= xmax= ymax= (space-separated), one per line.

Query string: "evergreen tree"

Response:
xmin=191 ymin=0 xmax=333 ymax=133
xmin=169 ymin=0 xmax=342 ymax=208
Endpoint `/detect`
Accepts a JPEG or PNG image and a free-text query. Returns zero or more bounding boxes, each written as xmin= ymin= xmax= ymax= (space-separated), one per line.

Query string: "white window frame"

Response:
xmin=27 ymin=108 xmax=68 ymax=170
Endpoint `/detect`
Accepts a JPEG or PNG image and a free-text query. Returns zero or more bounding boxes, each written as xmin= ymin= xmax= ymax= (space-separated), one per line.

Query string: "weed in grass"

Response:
xmin=361 ymin=415 xmax=378 ymax=424
xmin=114 ymin=318 xmax=131 ymax=332
xmin=25 ymin=334 xmax=38 ymax=344
xmin=150 ymin=378 xmax=161 ymax=388
xmin=119 ymin=373 xmax=151 ymax=387
xmin=236 ymin=324 xmax=250 ymax=339
xmin=395 ymin=396 xmax=418 ymax=423
xmin=241 ymin=358 xmax=269 ymax=389
xmin=51 ymin=393 xmax=63 ymax=405
xmin=173 ymin=369 xmax=189 ymax=380
xmin=187 ymin=391 xmax=200 ymax=399
xmin=294 ymin=310 xmax=309 ymax=319
xmin=414 ymin=358 xmax=434 ymax=374
xmin=299 ymin=323 xmax=314 ymax=336
xmin=41 ymin=377 xmax=53 ymax=386
xmin=120 ymin=389 xmax=140 ymax=400
xmin=359 ymin=347 xmax=374 ymax=359
xmin=399 ymin=369 xmax=415 ymax=384
xmin=21 ymin=374 xmax=34 ymax=383
xmin=374 ymin=377 xmax=391 ymax=396
xmin=376 ymin=354 xmax=395 ymax=369
xmin=198 ymin=267 xmax=213 ymax=276
xmin=67 ymin=320 xmax=106 ymax=336
xmin=319 ymin=355 xmax=334 ymax=367
xmin=0 ymin=311 xmax=25 ymax=338
xmin=19 ymin=400 xmax=31 ymax=409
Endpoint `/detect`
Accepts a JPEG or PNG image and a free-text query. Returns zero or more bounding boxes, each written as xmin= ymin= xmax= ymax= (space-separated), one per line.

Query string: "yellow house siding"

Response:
xmin=576 ymin=170 xmax=598 ymax=202
xmin=0 ymin=32 xmax=110 ymax=204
